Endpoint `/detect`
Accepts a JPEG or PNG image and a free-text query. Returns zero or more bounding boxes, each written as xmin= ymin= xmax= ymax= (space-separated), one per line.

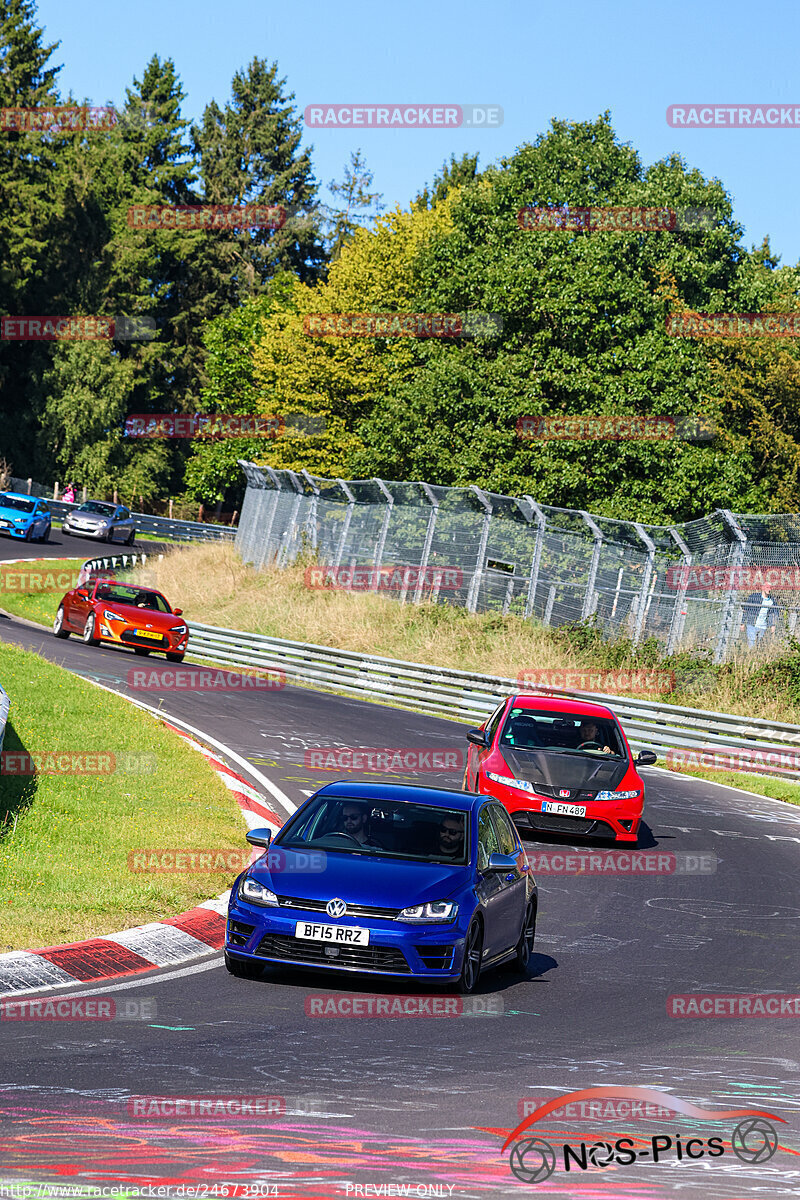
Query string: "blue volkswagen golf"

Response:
xmin=225 ymin=781 xmax=538 ymax=993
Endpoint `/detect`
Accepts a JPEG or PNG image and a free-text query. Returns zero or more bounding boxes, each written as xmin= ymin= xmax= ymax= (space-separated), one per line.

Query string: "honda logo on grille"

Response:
xmin=326 ymin=898 xmax=347 ymax=918
xmin=558 ymin=789 xmax=570 ymax=798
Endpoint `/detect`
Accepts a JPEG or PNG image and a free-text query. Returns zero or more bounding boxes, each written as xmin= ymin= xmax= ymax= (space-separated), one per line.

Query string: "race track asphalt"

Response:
xmin=0 ymin=539 xmax=798 ymax=1198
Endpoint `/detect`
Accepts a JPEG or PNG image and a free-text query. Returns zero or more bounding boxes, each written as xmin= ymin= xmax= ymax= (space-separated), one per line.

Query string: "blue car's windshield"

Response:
xmin=276 ymin=795 xmax=469 ymax=865
xmin=0 ymin=494 xmax=35 ymax=513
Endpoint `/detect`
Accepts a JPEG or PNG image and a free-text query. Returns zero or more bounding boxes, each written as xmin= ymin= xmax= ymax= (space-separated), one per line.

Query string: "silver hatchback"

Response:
xmin=63 ymin=500 xmax=136 ymax=544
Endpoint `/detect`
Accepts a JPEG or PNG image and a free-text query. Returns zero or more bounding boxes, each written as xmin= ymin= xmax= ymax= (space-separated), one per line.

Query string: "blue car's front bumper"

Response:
xmin=226 ymin=894 xmax=468 ymax=981
xmin=0 ymin=523 xmax=33 ymax=538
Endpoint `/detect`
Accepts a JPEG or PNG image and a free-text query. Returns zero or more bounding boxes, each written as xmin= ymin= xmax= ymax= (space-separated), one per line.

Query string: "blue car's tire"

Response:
xmin=511 ymin=898 xmax=537 ymax=972
xmin=224 ymin=950 xmax=263 ymax=980
xmin=40 ymin=523 xmax=50 ymax=543
xmin=454 ymin=918 xmax=483 ymax=994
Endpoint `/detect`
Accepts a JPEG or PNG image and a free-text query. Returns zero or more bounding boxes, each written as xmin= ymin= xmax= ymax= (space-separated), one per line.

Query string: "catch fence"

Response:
xmin=235 ymin=461 xmax=800 ymax=663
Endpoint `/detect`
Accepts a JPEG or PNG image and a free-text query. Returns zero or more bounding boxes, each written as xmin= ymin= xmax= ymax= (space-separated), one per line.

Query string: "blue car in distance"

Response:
xmin=0 ymin=492 xmax=51 ymax=542
xmin=225 ymin=781 xmax=538 ymax=993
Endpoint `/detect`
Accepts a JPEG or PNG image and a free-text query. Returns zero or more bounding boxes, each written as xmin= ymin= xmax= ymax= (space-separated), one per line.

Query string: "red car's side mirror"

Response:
xmin=173 ymin=608 xmax=183 ymax=616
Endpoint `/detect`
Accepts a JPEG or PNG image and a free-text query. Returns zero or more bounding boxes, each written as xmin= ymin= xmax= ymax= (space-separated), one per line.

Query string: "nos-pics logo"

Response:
xmin=502 ymin=1087 xmax=783 ymax=1184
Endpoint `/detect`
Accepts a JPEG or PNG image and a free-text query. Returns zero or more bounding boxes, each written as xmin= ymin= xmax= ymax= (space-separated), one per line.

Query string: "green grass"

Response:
xmin=0 ymin=639 xmax=246 ymax=951
xmin=0 ymin=558 xmax=85 ymax=628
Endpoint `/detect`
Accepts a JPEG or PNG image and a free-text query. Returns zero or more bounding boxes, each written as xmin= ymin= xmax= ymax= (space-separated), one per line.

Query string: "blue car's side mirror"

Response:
xmin=246 ymin=828 xmax=272 ymax=849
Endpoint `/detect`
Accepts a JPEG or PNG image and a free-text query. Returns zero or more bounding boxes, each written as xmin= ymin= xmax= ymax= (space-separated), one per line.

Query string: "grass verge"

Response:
xmin=0 ymin=639 xmax=246 ymax=951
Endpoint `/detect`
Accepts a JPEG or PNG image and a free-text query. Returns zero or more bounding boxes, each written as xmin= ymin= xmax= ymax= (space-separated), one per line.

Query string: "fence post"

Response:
xmin=371 ymin=478 xmax=394 ymax=589
xmin=413 ymin=484 xmax=440 ymax=603
xmin=278 ymin=471 xmax=305 ymax=567
xmin=666 ymin=527 xmax=693 ymax=654
xmin=579 ymin=511 xmax=604 ymax=620
xmin=467 ymin=486 xmax=493 ymax=613
xmin=26 ymin=478 xmax=32 ymax=494
xmin=632 ymin=524 xmax=656 ymax=648
xmin=301 ymin=469 xmax=320 ymax=553
xmin=714 ymin=509 xmax=748 ymax=664
xmin=259 ymin=465 xmax=283 ymax=567
xmin=333 ymin=480 xmax=356 ymax=570
xmin=523 ymin=496 xmax=546 ymax=619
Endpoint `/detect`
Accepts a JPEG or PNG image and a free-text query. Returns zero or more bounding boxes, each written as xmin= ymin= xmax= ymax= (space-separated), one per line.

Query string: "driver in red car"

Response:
xmin=578 ymin=719 xmax=613 ymax=755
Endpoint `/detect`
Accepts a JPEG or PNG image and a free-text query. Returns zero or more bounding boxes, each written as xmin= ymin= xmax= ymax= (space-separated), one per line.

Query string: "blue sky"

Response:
xmin=35 ymin=0 xmax=800 ymax=263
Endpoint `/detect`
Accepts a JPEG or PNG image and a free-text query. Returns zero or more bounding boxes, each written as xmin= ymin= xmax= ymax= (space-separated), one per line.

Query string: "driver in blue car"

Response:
xmin=437 ymin=815 xmax=465 ymax=859
xmin=339 ymin=801 xmax=378 ymax=846
xmin=578 ymin=719 xmax=613 ymax=754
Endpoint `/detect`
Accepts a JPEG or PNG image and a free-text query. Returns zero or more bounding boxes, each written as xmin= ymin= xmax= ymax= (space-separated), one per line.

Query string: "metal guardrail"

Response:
xmin=182 ymin=622 xmax=800 ymax=780
xmin=46 ymin=501 xmax=236 ymax=543
xmin=0 ymin=682 xmax=9 ymax=756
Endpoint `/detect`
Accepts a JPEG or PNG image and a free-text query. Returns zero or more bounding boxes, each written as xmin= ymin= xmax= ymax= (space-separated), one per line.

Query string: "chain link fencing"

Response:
xmin=236 ymin=461 xmax=800 ymax=663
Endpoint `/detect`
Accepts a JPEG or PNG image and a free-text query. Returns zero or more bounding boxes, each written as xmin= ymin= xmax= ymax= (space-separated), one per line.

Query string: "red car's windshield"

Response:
xmin=499 ymin=708 xmax=624 ymax=758
xmin=94 ymin=584 xmax=171 ymax=613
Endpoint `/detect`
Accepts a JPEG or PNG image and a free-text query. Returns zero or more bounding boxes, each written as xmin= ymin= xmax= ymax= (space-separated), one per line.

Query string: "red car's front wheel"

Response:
xmin=82 ymin=613 xmax=99 ymax=646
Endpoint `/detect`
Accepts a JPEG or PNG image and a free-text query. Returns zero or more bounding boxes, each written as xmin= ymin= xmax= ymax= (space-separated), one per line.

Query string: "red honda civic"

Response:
xmin=463 ymin=694 xmax=657 ymax=844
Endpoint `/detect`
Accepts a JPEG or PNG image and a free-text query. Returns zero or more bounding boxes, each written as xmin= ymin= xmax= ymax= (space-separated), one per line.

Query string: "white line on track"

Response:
xmin=84 ymin=678 xmax=297 ymax=816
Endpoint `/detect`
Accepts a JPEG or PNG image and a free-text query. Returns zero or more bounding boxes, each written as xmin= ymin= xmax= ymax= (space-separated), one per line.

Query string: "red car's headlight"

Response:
xmin=595 ymin=789 xmax=642 ymax=800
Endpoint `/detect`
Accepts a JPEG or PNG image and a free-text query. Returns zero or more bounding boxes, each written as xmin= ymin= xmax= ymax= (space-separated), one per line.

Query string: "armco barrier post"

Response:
xmin=301 ymin=469 xmax=320 ymax=553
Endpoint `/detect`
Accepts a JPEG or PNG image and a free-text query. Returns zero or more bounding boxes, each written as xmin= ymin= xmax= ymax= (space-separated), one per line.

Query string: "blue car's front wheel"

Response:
xmin=454 ymin=919 xmax=483 ymax=994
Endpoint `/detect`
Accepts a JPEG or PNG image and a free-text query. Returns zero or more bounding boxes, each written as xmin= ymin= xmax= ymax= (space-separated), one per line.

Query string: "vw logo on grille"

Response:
xmin=326 ymin=898 xmax=347 ymax=918
xmin=558 ymin=789 xmax=570 ymax=798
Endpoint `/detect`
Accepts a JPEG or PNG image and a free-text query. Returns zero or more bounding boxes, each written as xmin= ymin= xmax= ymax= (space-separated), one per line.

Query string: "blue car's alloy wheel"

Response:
xmin=513 ymin=900 xmax=537 ymax=972
xmin=456 ymin=919 xmax=483 ymax=994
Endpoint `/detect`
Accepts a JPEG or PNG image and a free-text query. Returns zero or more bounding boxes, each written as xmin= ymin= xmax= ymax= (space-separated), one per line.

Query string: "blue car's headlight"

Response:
xmin=486 ymin=770 xmax=534 ymax=793
xmin=595 ymin=789 xmax=642 ymax=800
xmin=397 ymin=900 xmax=458 ymax=923
xmin=13 ymin=518 xmax=26 ymax=526
xmin=239 ymin=877 xmax=278 ymax=906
